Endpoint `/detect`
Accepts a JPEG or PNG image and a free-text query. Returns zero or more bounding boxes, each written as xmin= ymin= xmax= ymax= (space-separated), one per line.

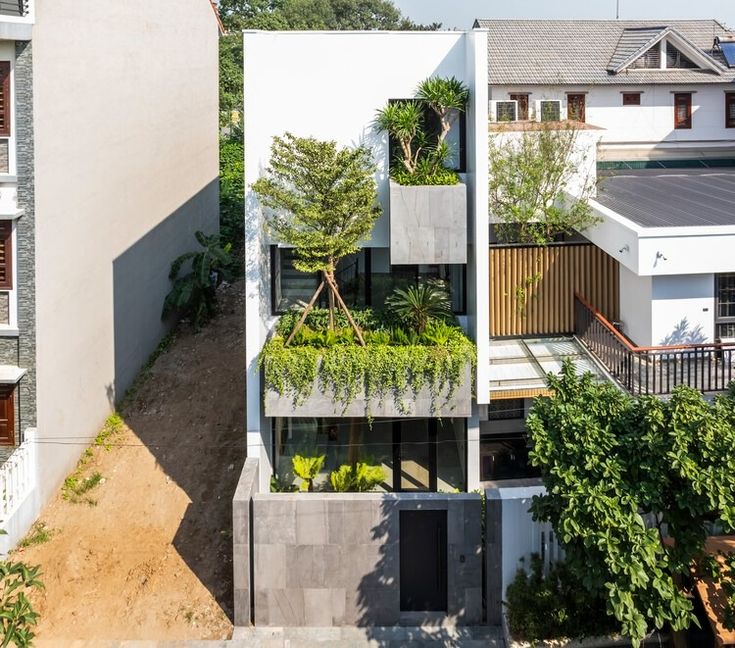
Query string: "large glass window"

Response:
xmin=716 ymin=273 xmax=735 ymax=339
xmin=272 ymin=247 xmax=466 ymax=315
xmin=479 ymin=433 xmax=539 ymax=482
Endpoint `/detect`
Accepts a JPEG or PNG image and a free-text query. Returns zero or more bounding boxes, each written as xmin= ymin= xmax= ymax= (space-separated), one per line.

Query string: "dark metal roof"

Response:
xmin=595 ymin=168 xmax=735 ymax=228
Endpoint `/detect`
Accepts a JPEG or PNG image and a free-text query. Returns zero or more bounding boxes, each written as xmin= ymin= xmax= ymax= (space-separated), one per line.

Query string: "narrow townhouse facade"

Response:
xmin=239 ymin=17 xmax=735 ymax=630
xmin=0 ymin=0 xmax=220 ymax=550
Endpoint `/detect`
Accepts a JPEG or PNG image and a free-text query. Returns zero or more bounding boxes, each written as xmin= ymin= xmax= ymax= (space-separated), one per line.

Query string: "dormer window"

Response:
xmin=631 ymin=45 xmax=661 ymax=69
xmin=666 ymin=43 xmax=696 ymax=69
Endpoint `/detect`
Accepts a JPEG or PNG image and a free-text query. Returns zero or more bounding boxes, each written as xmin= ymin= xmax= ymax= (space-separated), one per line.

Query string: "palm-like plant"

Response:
xmin=374 ymin=100 xmax=425 ymax=174
xmin=162 ymin=231 xmax=235 ymax=329
xmin=292 ymin=454 xmax=326 ymax=492
xmin=416 ymin=76 xmax=470 ymax=146
xmin=386 ymin=281 xmax=451 ymax=334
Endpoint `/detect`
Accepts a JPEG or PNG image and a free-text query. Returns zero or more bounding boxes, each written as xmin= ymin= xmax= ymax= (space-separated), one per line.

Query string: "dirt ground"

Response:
xmin=17 ymin=281 xmax=247 ymax=641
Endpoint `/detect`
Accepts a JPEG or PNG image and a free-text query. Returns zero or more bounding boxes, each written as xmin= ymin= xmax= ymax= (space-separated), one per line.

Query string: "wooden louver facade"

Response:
xmin=490 ymin=243 xmax=619 ymax=337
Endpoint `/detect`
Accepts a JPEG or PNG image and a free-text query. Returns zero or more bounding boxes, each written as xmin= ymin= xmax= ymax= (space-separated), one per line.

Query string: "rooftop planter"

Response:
xmin=260 ymin=307 xmax=475 ymax=418
xmin=375 ymin=76 xmax=470 ymax=265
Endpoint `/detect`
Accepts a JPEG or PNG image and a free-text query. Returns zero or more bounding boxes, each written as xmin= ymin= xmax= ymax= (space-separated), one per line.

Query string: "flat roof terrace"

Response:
xmin=596 ymin=168 xmax=735 ymax=228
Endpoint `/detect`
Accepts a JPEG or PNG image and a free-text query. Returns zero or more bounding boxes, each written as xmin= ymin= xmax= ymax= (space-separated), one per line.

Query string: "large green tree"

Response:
xmin=252 ymin=133 xmax=380 ymax=344
xmin=528 ymin=361 xmax=735 ymax=644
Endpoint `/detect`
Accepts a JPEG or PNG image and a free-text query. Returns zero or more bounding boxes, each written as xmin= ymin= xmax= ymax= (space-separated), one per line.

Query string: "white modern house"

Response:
xmin=240 ymin=19 xmax=735 ymax=629
xmin=0 ymin=0 xmax=220 ymax=551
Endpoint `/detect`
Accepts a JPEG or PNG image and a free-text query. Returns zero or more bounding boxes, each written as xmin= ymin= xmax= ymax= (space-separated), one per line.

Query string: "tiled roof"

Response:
xmin=473 ymin=19 xmax=735 ymax=85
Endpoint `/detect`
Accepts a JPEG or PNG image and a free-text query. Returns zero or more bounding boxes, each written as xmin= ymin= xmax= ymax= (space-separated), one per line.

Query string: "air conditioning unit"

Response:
xmin=489 ymin=100 xmax=518 ymax=122
xmin=535 ymin=99 xmax=563 ymax=122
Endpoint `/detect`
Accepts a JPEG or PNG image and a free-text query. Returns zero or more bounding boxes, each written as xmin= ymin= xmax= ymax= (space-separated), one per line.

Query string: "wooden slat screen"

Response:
xmin=0 ymin=221 xmax=12 ymax=290
xmin=490 ymin=243 xmax=619 ymax=337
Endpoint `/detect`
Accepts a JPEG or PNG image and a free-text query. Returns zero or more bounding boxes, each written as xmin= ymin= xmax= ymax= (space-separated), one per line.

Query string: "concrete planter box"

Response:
xmin=389 ymin=180 xmax=467 ymax=264
xmin=264 ymin=363 xmax=472 ymax=418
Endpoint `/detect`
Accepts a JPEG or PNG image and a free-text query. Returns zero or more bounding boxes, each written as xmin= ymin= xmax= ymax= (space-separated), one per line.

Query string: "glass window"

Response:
xmin=726 ymin=93 xmax=735 ymax=129
xmin=716 ymin=273 xmax=735 ymax=339
xmin=479 ymin=433 xmax=539 ymax=482
xmin=622 ymin=93 xmax=641 ymax=106
xmin=674 ymin=93 xmax=692 ymax=130
xmin=436 ymin=419 xmax=466 ymax=492
xmin=509 ymin=94 xmax=529 ymax=120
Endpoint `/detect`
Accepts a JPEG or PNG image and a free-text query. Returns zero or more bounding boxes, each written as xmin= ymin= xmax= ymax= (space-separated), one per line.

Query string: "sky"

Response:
xmin=392 ymin=0 xmax=735 ymax=30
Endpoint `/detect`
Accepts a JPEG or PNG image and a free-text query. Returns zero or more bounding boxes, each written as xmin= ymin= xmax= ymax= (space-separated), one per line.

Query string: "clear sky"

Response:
xmin=392 ymin=0 xmax=734 ymax=30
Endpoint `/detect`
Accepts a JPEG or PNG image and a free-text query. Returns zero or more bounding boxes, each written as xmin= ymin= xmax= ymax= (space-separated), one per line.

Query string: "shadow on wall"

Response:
xmin=111 ymin=178 xmax=219 ymax=403
xmin=659 ymin=318 xmax=707 ymax=346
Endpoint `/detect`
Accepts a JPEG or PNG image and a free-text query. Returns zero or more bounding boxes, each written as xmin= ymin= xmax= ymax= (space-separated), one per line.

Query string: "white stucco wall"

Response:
xmin=33 ymin=0 xmax=220 ymax=503
xmin=619 ymin=265 xmax=653 ymax=346
xmin=651 ymin=274 xmax=715 ymax=345
xmin=490 ymin=83 xmax=735 ymax=154
xmin=244 ymin=30 xmax=490 ymax=487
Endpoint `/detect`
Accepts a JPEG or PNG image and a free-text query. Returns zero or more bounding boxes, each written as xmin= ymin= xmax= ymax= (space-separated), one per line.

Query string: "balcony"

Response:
xmin=575 ymin=294 xmax=735 ymax=396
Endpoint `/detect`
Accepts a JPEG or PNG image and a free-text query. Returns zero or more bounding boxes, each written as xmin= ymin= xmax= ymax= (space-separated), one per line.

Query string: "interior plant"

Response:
xmin=329 ymin=461 xmax=385 ymax=492
xmin=528 ymin=361 xmax=735 ymax=645
xmin=375 ymin=75 xmax=469 ymax=186
xmin=162 ymin=231 xmax=235 ymax=329
xmin=488 ymin=122 xmax=600 ymax=245
xmin=253 ymin=133 xmax=381 ymax=345
xmin=385 ymin=281 xmax=451 ymax=334
xmin=291 ymin=453 xmax=326 ymax=492
xmin=0 ymin=538 xmax=43 ymax=648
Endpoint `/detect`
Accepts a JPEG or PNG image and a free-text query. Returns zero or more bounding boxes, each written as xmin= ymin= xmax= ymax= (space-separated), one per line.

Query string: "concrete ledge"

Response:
xmin=389 ymin=181 xmax=467 ymax=264
xmin=233 ymin=458 xmax=260 ymax=627
xmin=264 ymin=364 xmax=472 ymax=418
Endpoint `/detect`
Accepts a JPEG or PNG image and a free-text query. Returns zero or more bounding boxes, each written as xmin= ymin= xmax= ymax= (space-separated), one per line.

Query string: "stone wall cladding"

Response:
xmin=233 ymin=458 xmax=259 ymax=627
xmin=14 ymin=40 xmax=36 ymax=433
xmin=251 ymin=492 xmax=483 ymax=627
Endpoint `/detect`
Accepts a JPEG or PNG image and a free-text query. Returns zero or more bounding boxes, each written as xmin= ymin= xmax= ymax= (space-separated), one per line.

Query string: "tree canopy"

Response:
xmin=528 ymin=361 xmax=735 ymax=644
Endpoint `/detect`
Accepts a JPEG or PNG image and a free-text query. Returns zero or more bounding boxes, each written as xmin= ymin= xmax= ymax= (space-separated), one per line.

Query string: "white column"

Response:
xmin=466 ymin=405 xmax=481 ymax=491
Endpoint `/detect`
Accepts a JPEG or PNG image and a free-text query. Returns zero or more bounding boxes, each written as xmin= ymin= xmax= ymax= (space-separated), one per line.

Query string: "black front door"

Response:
xmin=399 ymin=510 xmax=447 ymax=611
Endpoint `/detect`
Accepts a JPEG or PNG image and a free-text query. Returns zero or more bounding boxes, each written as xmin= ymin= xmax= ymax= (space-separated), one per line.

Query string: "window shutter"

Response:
xmin=0 ymin=62 xmax=9 ymax=138
xmin=0 ymin=386 xmax=15 ymax=446
xmin=0 ymin=221 xmax=11 ymax=290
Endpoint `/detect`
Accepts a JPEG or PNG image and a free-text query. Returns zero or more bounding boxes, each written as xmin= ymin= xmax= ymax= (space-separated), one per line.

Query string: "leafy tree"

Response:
xmin=527 ymin=362 xmax=735 ymax=644
xmin=416 ymin=76 xmax=469 ymax=148
xmin=386 ymin=281 xmax=450 ymax=334
xmin=0 ymin=559 xmax=43 ymax=648
xmin=488 ymin=124 xmax=600 ymax=244
xmin=219 ymin=130 xmax=245 ymax=258
xmin=162 ymin=231 xmax=235 ymax=329
xmin=252 ymin=133 xmax=380 ymax=345
xmin=219 ymin=34 xmax=244 ymax=122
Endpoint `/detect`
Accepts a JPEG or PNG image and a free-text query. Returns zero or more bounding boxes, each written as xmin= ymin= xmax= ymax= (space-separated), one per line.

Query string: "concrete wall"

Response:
xmin=619 ymin=265 xmax=652 ymax=346
xmin=490 ymin=83 xmax=735 ymax=154
xmin=233 ymin=458 xmax=260 ymax=627
xmin=651 ymin=274 xmax=715 ymax=344
xmin=244 ymin=30 xmax=490 ymax=489
xmin=32 ymin=0 xmax=219 ymax=503
xmin=251 ymin=492 xmax=483 ymax=627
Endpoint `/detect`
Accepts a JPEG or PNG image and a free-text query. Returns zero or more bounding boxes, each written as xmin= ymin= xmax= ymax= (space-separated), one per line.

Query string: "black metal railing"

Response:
xmin=575 ymin=294 xmax=735 ymax=396
xmin=0 ymin=0 xmax=28 ymax=17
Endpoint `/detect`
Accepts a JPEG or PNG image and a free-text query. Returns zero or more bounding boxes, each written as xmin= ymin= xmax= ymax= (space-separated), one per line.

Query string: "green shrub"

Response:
xmin=0 ymin=558 xmax=43 ymax=647
xmin=391 ymin=165 xmax=459 ymax=186
xmin=276 ymin=307 xmax=378 ymax=338
xmin=219 ymin=131 xmax=244 ymax=259
xmin=386 ymin=281 xmax=451 ymax=334
xmin=292 ymin=454 xmax=325 ymax=492
xmin=505 ymin=555 xmax=619 ymax=642
xmin=329 ymin=462 xmax=386 ymax=492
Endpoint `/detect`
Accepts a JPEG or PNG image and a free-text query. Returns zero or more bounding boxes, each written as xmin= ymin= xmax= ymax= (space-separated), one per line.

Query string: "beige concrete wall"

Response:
xmin=32 ymin=0 xmax=219 ymax=502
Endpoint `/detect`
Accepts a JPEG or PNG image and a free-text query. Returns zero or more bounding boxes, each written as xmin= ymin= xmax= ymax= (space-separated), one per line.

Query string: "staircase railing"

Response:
xmin=575 ymin=294 xmax=735 ymax=395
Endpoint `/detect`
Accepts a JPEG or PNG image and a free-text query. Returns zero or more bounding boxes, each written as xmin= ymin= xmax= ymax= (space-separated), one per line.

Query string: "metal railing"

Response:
xmin=0 ymin=428 xmax=35 ymax=523
xmin=0 ymin=0 xmax=28 ymax=17
xmin=575 ymin=294 xmax=735 ymax=396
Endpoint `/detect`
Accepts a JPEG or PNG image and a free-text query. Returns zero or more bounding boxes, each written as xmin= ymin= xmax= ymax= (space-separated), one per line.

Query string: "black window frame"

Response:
xmin=726 ymin=93 xmax=735 ymax=129
xmin=622 ymin=92 xmax=641 ymax=106
xmin=715 ymin=273 xmax=735 ymax=339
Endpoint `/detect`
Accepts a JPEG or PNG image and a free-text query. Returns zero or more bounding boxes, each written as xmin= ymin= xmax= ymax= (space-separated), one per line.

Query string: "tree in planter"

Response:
xmin=527 ymin=362 xmax=735 ymax=645
xmin=375 ymin=76 xmax=469 ymax=186
xmin=292 ymin=454 xmax=326 ymax=492
xmin=488 ymin=123 xmax=600 ymax=245
xmin=253 ymin=133 xmax=380 ymax=346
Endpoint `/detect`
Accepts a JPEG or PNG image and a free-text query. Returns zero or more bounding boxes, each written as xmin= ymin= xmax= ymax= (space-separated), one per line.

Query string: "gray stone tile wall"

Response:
xmin=233 ymin=458 xmax=260 ymax=626
xmin=250 ymin=492 xmax=483 ymax=628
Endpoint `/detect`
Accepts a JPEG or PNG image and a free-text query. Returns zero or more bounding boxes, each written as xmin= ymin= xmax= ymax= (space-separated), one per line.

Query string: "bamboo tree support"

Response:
xmin=284 ymin=280 xmax=325 ymax=347
xmin=324 ymin=273 xmax=367 ymax=347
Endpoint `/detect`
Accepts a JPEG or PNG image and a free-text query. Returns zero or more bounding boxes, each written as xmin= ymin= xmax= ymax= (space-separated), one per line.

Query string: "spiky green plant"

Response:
xmin=292 ymin=454 xmax=326 ymax=492
xmin=415 ymin=76 xmax=470 ymax=145
xmin=374 ymin=100 xmax=425 ymax=174
xmin=386 ymin=281 xmax=451 ymax=334
xmin=162 ymin=231 xmax=235 ymax=329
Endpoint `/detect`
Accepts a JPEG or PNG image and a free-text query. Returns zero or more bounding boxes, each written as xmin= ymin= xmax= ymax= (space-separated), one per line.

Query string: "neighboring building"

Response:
xmin=0 ymin=0 xmax=220 ymax=550
xmin=239 ymin=20 xmax=735 ymax=629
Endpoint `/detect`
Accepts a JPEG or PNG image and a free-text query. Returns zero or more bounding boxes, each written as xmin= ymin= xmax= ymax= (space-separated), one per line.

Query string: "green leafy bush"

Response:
xmin=391 ymin=165 xmax=459 ymax=186
xmin=292 ymin=454 xmax=325 ymax=492
xmin=386 ymin=281 xmax=451 ymax=334
xmin=219 ymin=131 xmax=245 ymax=260
xmin=162 ymin=231 xmax=235 ymax=329
xmin=505 ymin=555 xmax=619 ymax=642
xmin=0 ymin=559 xmax=43 ymax=647
xmin=329 ymin=462 xmax=385 ymax=492
xmin=276 ymin=307 xmax=378 ymax=338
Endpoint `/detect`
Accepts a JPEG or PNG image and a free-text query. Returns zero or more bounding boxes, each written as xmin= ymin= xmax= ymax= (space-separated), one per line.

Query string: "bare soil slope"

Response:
xmin=18 ymin=282 xmax=246 ymax=640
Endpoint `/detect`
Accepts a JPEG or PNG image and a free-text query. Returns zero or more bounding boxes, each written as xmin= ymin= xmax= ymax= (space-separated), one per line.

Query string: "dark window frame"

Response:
xmin=0 ymin=62 xmax=10 ymax=138
xmin=0 ymin=220 xmax=12 ymax=290
xmin=726 ymin=93 xmax=735 ymax=129
xmin=0 ymin=385 xmax=15 ymax=446
xmin=716 ymin=273 xmax=735 ymax=339
xmin=509 ymin=93 xmax=530 ymax=120
xmin=622 ymin=93 xmax=641 ymax=106
xmin=566 ymin=93 xmax=586 ymax=123
xmin=674 ymin=92 xmax=692 ymax=130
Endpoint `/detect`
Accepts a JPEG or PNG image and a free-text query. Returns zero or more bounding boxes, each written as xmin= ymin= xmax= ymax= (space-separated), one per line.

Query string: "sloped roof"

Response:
xmin=473 ymin=19 xmax=735 ymax=85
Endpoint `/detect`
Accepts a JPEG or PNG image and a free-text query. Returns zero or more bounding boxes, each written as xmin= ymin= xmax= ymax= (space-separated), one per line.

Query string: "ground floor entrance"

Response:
xmin=273 ymin=417 xmax=466 ymax=492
